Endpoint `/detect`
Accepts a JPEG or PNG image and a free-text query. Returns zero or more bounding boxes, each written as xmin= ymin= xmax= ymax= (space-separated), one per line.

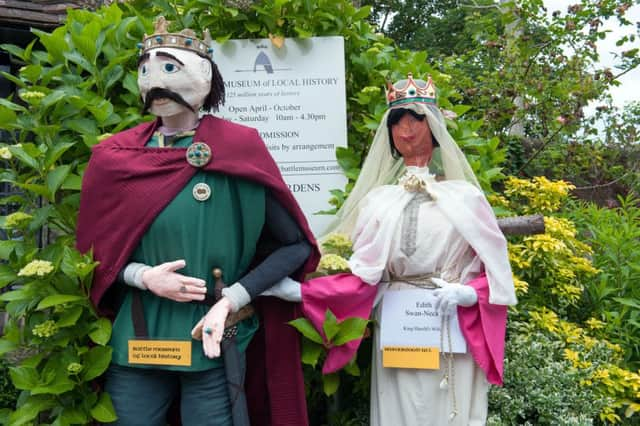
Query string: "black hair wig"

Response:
xmin=202 ymin=60 xmax=226 ymax=112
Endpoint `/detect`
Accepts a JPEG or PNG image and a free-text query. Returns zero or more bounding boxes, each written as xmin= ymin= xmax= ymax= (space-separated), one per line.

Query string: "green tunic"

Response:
xmin=110 ymin=133 xmax=264 ymax=371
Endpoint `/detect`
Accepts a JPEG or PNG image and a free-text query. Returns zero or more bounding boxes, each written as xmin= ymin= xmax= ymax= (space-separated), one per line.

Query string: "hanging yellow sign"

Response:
xmin=382 ymin=346 xmax=440 ymax=369
xmin=128 ymin=340 xmax=192 ymax=367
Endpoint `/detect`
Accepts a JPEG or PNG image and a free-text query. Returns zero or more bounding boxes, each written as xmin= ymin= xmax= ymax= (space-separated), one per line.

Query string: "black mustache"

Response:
xmin=142 ymin=87 xmax=195 ymax=114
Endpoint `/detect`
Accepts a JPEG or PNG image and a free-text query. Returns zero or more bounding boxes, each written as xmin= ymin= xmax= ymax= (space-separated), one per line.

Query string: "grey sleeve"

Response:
xmin=117 ymin=262 xmax=151 ymax=290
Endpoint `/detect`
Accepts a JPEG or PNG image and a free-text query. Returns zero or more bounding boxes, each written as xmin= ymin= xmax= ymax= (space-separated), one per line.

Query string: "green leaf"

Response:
xmin=9 ymin=366 xmax=39 ymax=390
xmin=244 ymin=22 xmax=261 ymax=32
xmin=613 ymin=297 xmax=640 ymax=310
xmin=40 ymin=89 xmax=67 ymax=110
xmin=0 ymin=97 xmax=27 ymax=112
xmin=0 ymin=338 xmax=18 ymax=356
xmin=45 ymin=141 xmax=76 ymax=169
xmin=0 ymin=43 xmax=26 ymax=60
xmin=322 ymin=372 xmax=340 ymax=396
xmin=0 ymin=408 xmax=9 ymax=424
xmin=0 ymin=264 xmax=18 ymax=289
xmin=335 ymin=146 xmax=360 ymax=172
xmin=300 ymin=338 xmax=323 ymax=368
xmin=102 ymin=65 xmax=124 ymax=92
xmin=82 ymin=346 xmax=112 ymax=381
xmin=37 ymin=294 xmax=85 ymax=310
xmin=8 ymin=394 xmax=55 ymax=425
xmin=451 ymin=104 xmax=472 ymax=117
xmin=61 ymin=173 xmax=82 ymax=191
xmin=0 ymin=288 xmax=29 ymax=302
xmin=215 ymin=34 xmax=232 ymax=44
xmin=122 ymin=72 xmax=139 ymax=96
xmin=61 ymin=246 xmax=84 ymax=279
xmin=63 ymin=51 xmax=96 ymax=74
xmin=46 ymin=165 xmax=72 ymax=198
xmin=31 ymin=378 xmax=75 ymax=395
xmin=60 ymin=406 xmax=88 ymax=424
xmin=0 ymin=105 xmax=17 ymax=127
xmin=21 ymin=352 xmax=44 ymax=369
xmin=90 ymin=392 xmax=118 ymax=423
xmin=20 ymin=64 xmax=43 ymax=84
xmin=343 ymin=354 xmax=360 ymax=377
xmin=28 ymin=204 xmax=54 ymax=233
xmin=33 ymin=27 xmax=68 ymax=61
xmin=323 ymin=309 xmax=340 ymax=342
xmin=9 ymin=144 xmax=40 ymax=170
xmin=352 ymin=6 xmax=371 ymax=21
xmin=17 ymin=183 xmax=50 ymax=199
xmin=332 ymin=317 xmax=369 ymax=346
xmin=71 ymin=21 xmax=100 ymax=63
xmin=0 ymin=240 xmax=19 ymax=260
xmin=88 ymin=318 xmax=112 ymax=345
xmin=294 ymin=27 xmax=313 ymax=38
xmin=287 ymin=318 xmax=323 ymax=344
xmin=87 ymin=100 xmax=114 ymax=124
xmin=0 ymin=71 xmax=25 ymax=90
xmin=57 ymin=305 xmax=84 ymax=327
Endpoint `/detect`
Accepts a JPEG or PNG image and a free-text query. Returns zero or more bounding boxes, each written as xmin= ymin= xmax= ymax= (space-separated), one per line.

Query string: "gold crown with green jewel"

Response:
xmin=137 ymin=16 xmax=214 ymax=59
xmin=385 ymin=73 xmax=437 ymax=107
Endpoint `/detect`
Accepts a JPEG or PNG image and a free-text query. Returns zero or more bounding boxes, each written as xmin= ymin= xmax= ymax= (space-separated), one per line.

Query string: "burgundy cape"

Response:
xmin=77 ymin=115 xmax=320 ymax=426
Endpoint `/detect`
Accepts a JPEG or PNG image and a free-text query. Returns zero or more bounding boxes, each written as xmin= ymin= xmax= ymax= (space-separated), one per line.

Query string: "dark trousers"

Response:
xmin=104 ymin=363 xmax=234 ymax=426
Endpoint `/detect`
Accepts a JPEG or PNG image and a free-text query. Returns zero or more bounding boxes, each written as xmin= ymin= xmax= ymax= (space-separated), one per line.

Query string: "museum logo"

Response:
xmin=234 ymin=44 xmax=292 ymax=74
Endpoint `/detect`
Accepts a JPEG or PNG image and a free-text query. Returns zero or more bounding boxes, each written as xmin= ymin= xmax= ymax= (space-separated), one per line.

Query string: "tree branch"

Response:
xmin=515 ymin=125 xmax=564 ymax=175
xmin=497 ymin=214 xmax=545 ymax=236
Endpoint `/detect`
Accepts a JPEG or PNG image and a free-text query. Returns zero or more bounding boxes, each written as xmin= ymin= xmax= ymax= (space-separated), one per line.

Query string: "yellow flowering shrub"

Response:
xmin=518 ymin=305 xmax=640 ymax=423
xmin=504 ymin=176 xmax=575 ymax=214
xmin=526 ymin=302 xmax=640 ymax=422
xmin=512 ymin=275 xmax=529 ymax=295
xmin=496 ymin=177 xmax=639 ymax=422
xmin=509 ymin=217 xmax=596 ymax=307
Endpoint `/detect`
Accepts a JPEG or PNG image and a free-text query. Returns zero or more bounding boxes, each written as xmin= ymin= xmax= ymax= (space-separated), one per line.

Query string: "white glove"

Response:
xmin=431 ymin=277 xmax=478 ymax=316
xmin=259 ymin=277 xmax=302 ymax=302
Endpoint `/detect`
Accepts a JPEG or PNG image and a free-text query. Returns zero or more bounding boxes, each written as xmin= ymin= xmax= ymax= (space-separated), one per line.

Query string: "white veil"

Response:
xmin=323 ymin=101 xmax=480 ymax=240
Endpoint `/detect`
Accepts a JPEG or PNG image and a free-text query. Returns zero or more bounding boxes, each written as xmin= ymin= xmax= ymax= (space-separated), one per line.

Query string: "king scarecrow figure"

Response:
xmin=76 ymin=17 xmax=319 ymax=426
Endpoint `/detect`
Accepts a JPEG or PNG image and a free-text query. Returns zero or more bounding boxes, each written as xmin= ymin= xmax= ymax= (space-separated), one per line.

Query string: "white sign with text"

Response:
xmin=211 ymin=37 xmax=347 ymax=236
xmin=380 ymin=289 xmax=467 ymax=353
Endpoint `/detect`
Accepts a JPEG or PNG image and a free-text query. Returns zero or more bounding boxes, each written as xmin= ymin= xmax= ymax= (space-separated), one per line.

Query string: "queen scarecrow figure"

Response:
xmin=302 ymin=74 xmax=518 ymax=426
xmin=76 ymin=17 xmax=319 ymax=426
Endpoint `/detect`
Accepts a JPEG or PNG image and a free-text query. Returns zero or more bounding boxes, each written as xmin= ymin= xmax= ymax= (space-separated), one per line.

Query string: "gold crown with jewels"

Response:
xmin=385 ymin=73 xmax=437 ymax=107
xmin=137 ymin=16 xmax=214 ymax=59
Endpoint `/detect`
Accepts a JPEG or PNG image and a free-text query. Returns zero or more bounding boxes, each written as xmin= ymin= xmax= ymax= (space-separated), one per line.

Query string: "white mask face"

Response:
xmin=137 ymin=47 xmax=213 ymax=118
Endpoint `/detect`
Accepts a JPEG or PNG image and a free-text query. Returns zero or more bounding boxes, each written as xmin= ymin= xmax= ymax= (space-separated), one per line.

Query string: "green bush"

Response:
xmin=566 ymin=195 xmax=640 ymax=369
xmin=490 ymin=177 xmax=640 ymax=423
xmin=488 ymin=322 xmax=612 ymax=426
xmin=0 ymin=359 xmax=18 ymax=411
xmin=0 ymin=5 xmax=146 ymax=424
